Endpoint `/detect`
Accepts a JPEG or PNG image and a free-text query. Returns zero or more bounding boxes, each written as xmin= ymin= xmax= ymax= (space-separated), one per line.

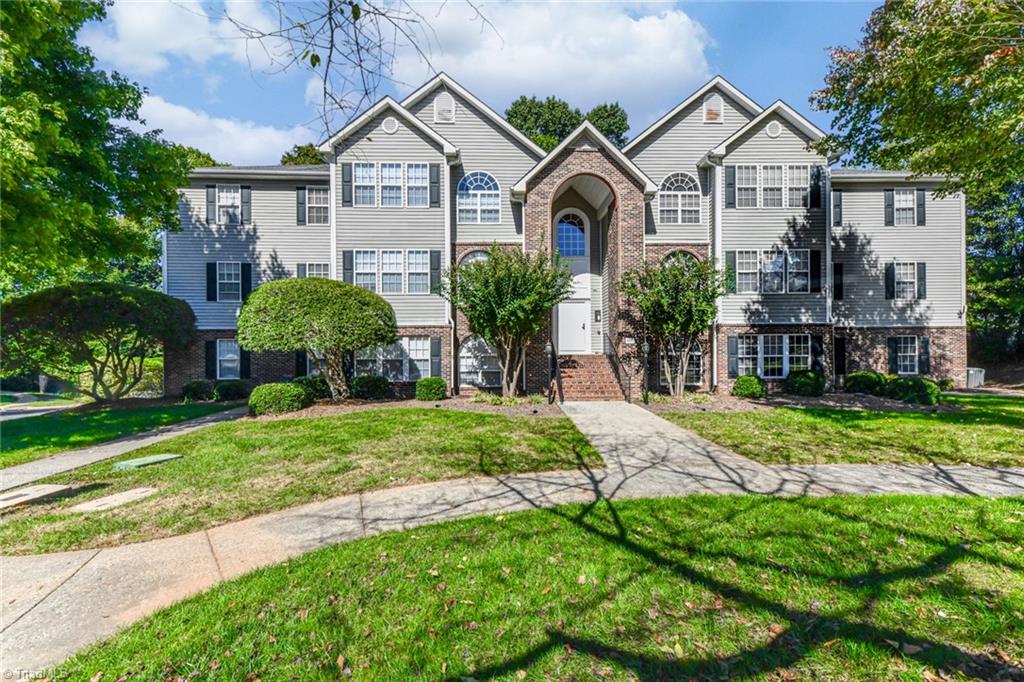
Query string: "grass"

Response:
xmin=662 ymin=394 xmax=1024 ymax=467
xmin=0 ymin=401 xmax=239 ymax=468
xmin=0 ymin=394 xmax=16 ymax=404
xmin=57 ymin=495 xmax=1024 ymax=681
xmin=0 ymin=409 xmax=600 ymax=554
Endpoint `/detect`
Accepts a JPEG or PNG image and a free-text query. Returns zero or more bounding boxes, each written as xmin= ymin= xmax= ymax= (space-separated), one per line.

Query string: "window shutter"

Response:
xmin=810 ymin=250 xmax=822 ymax=293
xmin=430 ymin=250 xmax=441 ymax=292
xmin=296 ymin=263 xmax=307 ymax=278
xmin=724 ymin=165 xmax=736 ymax=209
xmin=206 ymin=185 xmax=216 ymax=223
xmin=917 ymin=262 xmax=927 ymax=300
xmin=884 ymin=189 xmax=895 ymax=226
xmin=341 ymin=163 xmax=353 ymax=207
xmin=832 ymin=189 xmax=843 ymax=226
xmin=884 ymin=262 xmax=895 ymax=300
xmin=241 ymin=263 xmax=253 ymax=301
xmin=342 ymin=250 xmax=354 ymax=283
xmin=727 ymin=336 xmax=738 ymax=379
xmin=240 ymin=349 xmax=251 ymax=379
xmin=809 ymin=166 xmax=822 ymax=208
xmin=240 ymin=186 xmax=252 ymax=224
xmin=647 ymin=350 xmax=662 ymax=391
xmin=430 ymin=336 xmax=442 ymax=379
xmin=295 ymin=351 xmax=307 ymax=377
xmin=724 ymin=250 xmax=737 ymax=294
xmin=206 ymin=262 xmax=218 ymax=301
xmin=811 ymin=335 xmax=825 ymax=373
xmin=832 ymin=262 xmax=844 ymax=300
xmin=834 ymin=337 xmax=847 ymax=376
xmin=916 ymin=188 xmax=926 ymax=226
xmin=205 ymin=341 xmax=216 ymax=379
xmin=429 ymin=163 xmax=441 ymax=207
xmin=918 ymin=336 xmax=930 ymax=374
xmin=887 ymin=337 xmax=898 ymax=374
xmin=296 ymin=187 xmax=307 ymax=225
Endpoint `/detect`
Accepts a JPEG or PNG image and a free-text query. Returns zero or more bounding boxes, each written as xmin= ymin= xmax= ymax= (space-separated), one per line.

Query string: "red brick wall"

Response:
xmin=839 ymin=326 xmax=967 ymax=388
xmin=645 ymin=243 xmax=709 ymax=265
xmin=715 ymin=324 xmax=834 ymax=393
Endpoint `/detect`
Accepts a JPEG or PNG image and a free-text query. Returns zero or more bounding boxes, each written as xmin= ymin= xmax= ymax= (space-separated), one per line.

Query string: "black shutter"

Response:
xmin=884 ymin=262 xmax=895 ymax=300
xmin=341 ymin=163 xmax=353 ymax=207
xmin=342 ymin=250 xmax=354 ymax=283
xmin=240 ymin=349 xmax=251 ymax=379
xmin=295 ymin=351 xmax=308 ymax=377
xmin=206 ymin=185 xmax=216 ymax=223
xmin=206 ymin=262 xmax=218 ymax=301
xmin=832 ymin=262 xmax=844 ymax=300
xmin=296 ymin=263 xmax=307 ymax=278
xmin=809 ymin=166 xmax=822 ymax=208
xmin=205 ymin=341 xmax=216 ymax=379
xmin=724 ymin=165 xmax=736 ymax=209
xmin=916 ymin=188 xmax=926 ymax=226
xmin=918 ymin=336 xmax=930 ymax=374
xmin=240 ymin=186 xmax=252 ymax=224
xmin=296 ymin=187 xmax=307 ymax=225
xmin=887 ymin=337 xmax=898 ymax=374
xmin=811 ymin=335 xmax=825 ymax=373
xmin=430 ymin=250 xmax=441 ymax=292
xmin=884 ymin=189 xmax=895 ymax=226
xmin=810 ymin=250 xmax=822 ymax=293
xmin=917 ymin=262 xmax=927 ymax=300
xmin=834 ymin=337 xmax=847 ymax=376
xmin=429 ymin=163 xmax=441 ymax=207
xmin=832 ymin=189 xmax=843 ymax=226
xmin=727 ymin=336 xmax=739 ymax=379
xmin=241 ymin=263 xmax=253 ymax=301
xmin=724 ymin=250 xmax=737 ymax=294
xmin=647 ymin=349 xmax=662 ymax=391
xmin=430 ymin=336 xmax=441 ymax=378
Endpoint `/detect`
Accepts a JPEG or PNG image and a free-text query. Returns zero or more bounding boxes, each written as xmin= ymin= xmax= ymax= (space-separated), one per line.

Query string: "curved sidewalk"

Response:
xmin=3 ymin=401 xmax=1023 ymax=675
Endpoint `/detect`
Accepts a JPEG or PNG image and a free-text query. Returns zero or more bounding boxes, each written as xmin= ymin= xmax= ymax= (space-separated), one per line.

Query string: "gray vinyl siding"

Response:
xmin=333 ymin=111 xmax=447 ymax=325
xmin=169 ymin=179 xmax=331 ymax=329
xmin=627 ymin=88 xmax=755 ymax=244
xmin=719 ymin=114 xmax=828 ymax=324
xmin=832 ymin=182 xmax=965 ymax=327
xmin=407 ymin=87 xmax=540 ymax=244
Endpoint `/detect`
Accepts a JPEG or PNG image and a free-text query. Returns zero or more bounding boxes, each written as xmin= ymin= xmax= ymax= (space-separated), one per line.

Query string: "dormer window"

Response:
xmin=703 ymin=93 xmax=723 ymax=124
xmin=434 ymin=92 xmax=455 ymax=123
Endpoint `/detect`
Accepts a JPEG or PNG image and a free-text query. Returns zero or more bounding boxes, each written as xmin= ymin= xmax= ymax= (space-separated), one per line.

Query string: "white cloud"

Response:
xmin=139 ymin=95 xmax=314 ymax=165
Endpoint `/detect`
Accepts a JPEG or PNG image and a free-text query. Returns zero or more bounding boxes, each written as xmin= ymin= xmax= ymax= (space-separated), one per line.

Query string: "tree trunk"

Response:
xmin=322 ymin=351 xmax=350 ymax=400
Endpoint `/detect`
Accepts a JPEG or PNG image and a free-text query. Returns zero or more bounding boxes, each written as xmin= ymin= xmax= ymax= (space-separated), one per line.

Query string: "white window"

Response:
xmin=736 ymin=250 xmax=759 ymax=293
xmin=354 ymin=346 xmax=379 ymax=377
xmin=658 ymin=341 xmax=703 ymax=387
xmin=406 ymin=163 xmax=429 ymax=207
xmin=407 ymin=250 xmax=430 ymax=294
xmin=457 ymin=171 xmax=500 ymax=224
xmin=434 ymin=92 xmax=456 ymax=123
xmin=787 ymin=166 xmax=810 ymax=208
xmin=217 ymin=339 xmax=240 ymax=380
xmin=217 ymin=262 xmax=241 ymax=302
xmin=306 ymin=186 xmax=329 ymax=224
xmin=894 ymin=189 xmax=915 ymax=225
xmin=738 ymin=335 xmax=759 ymax=377
xmin=459 ymin=336 xmax=501 ymax=388
xmin=659 ymin=173 xmax=701 ymax=225
xmin=304 ymin=263 xmax=330 ymax=278
xmin=788 ymin=334 xmax=811 ymax=372
xmin=353 ymin=163 xmax=376 ymax=207
xmin=787 ymin=249 xmax=810 ymax=293
xmin=380 ymin=163 xmax=403 ymax=207
xmin=761 ymin=165 xmax=783 ymax=208
xmin=703 ymin=93 xmax=723 ymax=123
xmin=355 ymin=337 xmax=432 ymax=380
xmin=380 ymin=250 xmax=403 ymax=293
xmin=460 ymin=250 xmax=488 ymax=265
xmin=762 ymin=334 xmax=785 ymax=379
xmin=406 ymin=336 xmax=430 ymax=380
xmin=897 ymin=335 xmax=918 ymax=374
xmin=217 ymin=185 xmax=241 ymax=225
xmin=381 ymin=340 xmax=405 ymax=381
xmin=895 ymin=262 xmax=917 ymax=300
xmin=354 ymin=250 xmax=377 ymax=292
xmin=736 ymin=165 xmax=758 ymax=208
xmin=556 ymin=213 xmax=587 ymax=257
xmin=761 ymin=250 xmax=785 ymax=294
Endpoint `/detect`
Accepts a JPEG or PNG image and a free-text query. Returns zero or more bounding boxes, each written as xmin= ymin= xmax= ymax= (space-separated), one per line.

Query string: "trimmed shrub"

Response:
xmin=350 ymin=374 xmax=390 ymax=400
xmin=213 ymin=380 xmax=250 ymax=402
xmin=181 ymin=380 xmax=213 ymax=403
xmin=292 ymin=374 xmax=331 ymax=401
xmin=415 ymin=377 xmax=447 ymax=401
xmin=785 ymin=370 xmax=827 ymax=397
xmin=248 ymin=382 xmax=312 ymax=416
xmin=937 ymin=378 xmax=955 ymax=392
xmin=845 ymin=370 xmax=889 ymax=396
xmin=885 ymin=376 xmax=941 ymax=405
xmin=731 ymin=375 xmax=766 ymax=399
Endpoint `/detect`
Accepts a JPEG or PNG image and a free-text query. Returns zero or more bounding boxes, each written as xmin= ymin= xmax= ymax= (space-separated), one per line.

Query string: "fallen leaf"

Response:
xmin=541 ymin=585 xmax=551 ymax=595
xmin=517 ymin=671 xmax=527 ymax=679
xmin=208 ymin=660 xmax=220 ymax=671
xmin=336 ymin=655 xmax=346 ymax=672
xmin=297 ymin=608 xmax=309 ymax=620
xmin=994 ymin=647 xmax=1012 ymax=663
xmin=502 ymin=566 xmax=511 ymax=576
xmin=436 ymin=582 xmax=447 ymax=592
xmin=90 ymin=673 xmax=103 ymax=682
xmin=577 ymin=575 xmax=587 ymax=585
xmin=713 ymin=595 xmax=724 ymax=610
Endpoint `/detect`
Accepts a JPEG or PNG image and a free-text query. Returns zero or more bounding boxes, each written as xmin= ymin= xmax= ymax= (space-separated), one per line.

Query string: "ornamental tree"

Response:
xmin=619 ymin=255 xmax=725 ymax=396
xmin=236 ymin=278 xmax=397 ymax=399
xmin=440 ymin=244 xmax=572 ymax=397
xmin=1 ymin=283 xmax=196 ymax=402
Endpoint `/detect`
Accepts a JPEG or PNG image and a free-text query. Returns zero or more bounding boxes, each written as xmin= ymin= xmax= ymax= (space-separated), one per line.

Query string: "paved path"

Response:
xmin=0 ymin=407 xmax=247 ymax=492
xmin=0 ymin=394 xmax=78 ymax=422
xmin=3 ymin=402 xmax=1023 ymax=675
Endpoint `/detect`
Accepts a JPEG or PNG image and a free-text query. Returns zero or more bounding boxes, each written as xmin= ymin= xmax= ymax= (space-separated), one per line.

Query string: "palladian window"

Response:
xmin=659 ymin=173 xmax=701 ymax=225
xmin=457 ymin=172 xmax=500 ymax=224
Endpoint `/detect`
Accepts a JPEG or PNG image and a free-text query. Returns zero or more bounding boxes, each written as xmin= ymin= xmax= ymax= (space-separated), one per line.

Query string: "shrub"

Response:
xmin=213 ymin=380 xmax=250 ymax=401
xmin=292 ymin=374 xmax=331 ymax=401
xmin=937 ymin=378 xmax=955 ymax=392
xmin=415 ymin=377 xmax=447 ymax=401
xmin=248 ymin=382 xmax=312 ymax=416
xmin=845 ymin=370 xmax=889 ymax=396
xmin=785 ymin=370 xmax=827 ymax=396
xmin=732 ymin=375 xmax=766 ymax=399
xmin=885 ymin=376 xmax=942 ymax=405
xmin=350 ymin=375 xmax=390 ymax=400
xmin=181 ymin=380 xmax=214 ymax=403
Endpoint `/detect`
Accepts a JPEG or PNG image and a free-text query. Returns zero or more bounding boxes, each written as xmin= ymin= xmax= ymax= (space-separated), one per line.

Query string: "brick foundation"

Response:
xmin=644 ymin=243 xmax=709 ymax=265
xmin=838 ymin=326 xmax=967 ymax=388
xmin=715 ymin=324 xmax=834 ymax=394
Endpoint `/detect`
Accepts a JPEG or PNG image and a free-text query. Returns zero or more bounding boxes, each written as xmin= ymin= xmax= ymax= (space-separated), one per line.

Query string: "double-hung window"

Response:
xmin=787 ymin=249 xmax=810 ymax=293
xmin=353 ymin=163 xmax=376 ymax=206
xmin=897 ymin=335 xmax=918 ymax=374
xmin=381 ymin=340 xmax=405 ymax=380
xmin=380 ymin=163 xmax=403 ymax=207
xmin=406 ymin=163 xmax=429 ymax=207
xmin=735 ymin=250 xmax=759 ymax=293
xmin=305 ymin=263 xmax=330 ymax=278
xmin=894 ymin=189 xmax=915 ymax=225
xmin=406 ymin=250 xmax=430 ymax=294
xmin=354 ymin=250 xmax=377 ymax=291
xmin=788 ymin=334 xmax=810 ymax=372
xmin=737 ymin=336 xmax=759 ymax=377
xmin=736 ymin=165 xmax=758 ymax=208
xmin=217 ymin=339 xmax=240 ymax=380
xmin=787 ymin=165 xmax=810 ymax=208
xmin=306 ymin=186 xmax=329 ymax=224
xmin=762 ymin=335 xmax=785 ymax=379
xmin=217 ymin=262 xmax=242 ymax=302
xmin=658 ymin=173 xmax=701 ymax=224
xmin=406 ymin=336 xmax=430 ymax=380
xmin=355 ymin=336 xmax=432 ymax=380
xmin=217 ymin=185 xmax=241 ymax=225
xmin=895 ymin=262 xmax=917 ymax=300
xmin=380 ymin=250 xmax=403 ymax=293
xmin=761 ymin=250 xmax=785 ymax=294
xmin=761 ymin=165 xmax=783 ymax=208
xmin=457 ymin=172 xmax=501 ymax=224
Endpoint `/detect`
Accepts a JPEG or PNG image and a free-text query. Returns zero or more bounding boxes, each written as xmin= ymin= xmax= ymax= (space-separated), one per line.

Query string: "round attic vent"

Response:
xmin=382 ymin=116 xmax=399 ymax=134
xmin=765 ymin=120 xmax=782 ymax=138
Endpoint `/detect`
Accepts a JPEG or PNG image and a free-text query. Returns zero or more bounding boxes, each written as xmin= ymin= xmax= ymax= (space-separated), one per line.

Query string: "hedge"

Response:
xmin=181 ymin=380 xmax=214 ymax=403
xmin=415 ymin=377 xmax=447 ymax=401
xmin=845 ymin=370 xmax=889 ymax=396
xmin=732 ymin=375 xmax=766 ymax=399
xmin=213 ymin=380 xmax=250 ymax=402
xmin=884 ymin=376 xmax=941 ymax=405
xmin=248 ymin=382 xmax=312 ymax=416
xmin=292 ymin=374 xmax=331 ymax=401
xmin=351 ymin=375 xmax=390 ymax=400
xmin=785 ymin=370 xmax=827 ymax=396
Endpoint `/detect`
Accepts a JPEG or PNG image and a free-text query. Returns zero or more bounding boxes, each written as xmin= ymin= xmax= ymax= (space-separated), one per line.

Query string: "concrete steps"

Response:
xmin=556 ymin=354 xmax=624 ymax=401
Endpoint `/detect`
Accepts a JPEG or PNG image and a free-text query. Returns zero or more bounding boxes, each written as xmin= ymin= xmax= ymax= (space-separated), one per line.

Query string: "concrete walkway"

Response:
xmin=3 ymin=401 xmax=1023 ymax=674
xmin=0 ymin=407 xmax=247 ymax=492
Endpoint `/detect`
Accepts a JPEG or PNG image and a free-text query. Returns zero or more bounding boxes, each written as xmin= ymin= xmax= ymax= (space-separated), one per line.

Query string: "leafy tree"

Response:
xmin=441 ymin=244 xmax=572 ymax=396
xmin=1 ymin=283 xmax=196 ymax=402
xmin=619 ymin=256 xmax=725 ymax=396
xmin=505 ymin=96 xmax=633 ymax=151
xmin=0 ymin=0 xmax=193 ymax=290
xmin=236 ymin=278 xmax=397 ymax=399
xmin=280 ymin=143 xmax=325 ymax=165
xmin=585 ymin=102 xmax=630 ymax=148
xmin=183 ymin=146 xmax=228 ymax=168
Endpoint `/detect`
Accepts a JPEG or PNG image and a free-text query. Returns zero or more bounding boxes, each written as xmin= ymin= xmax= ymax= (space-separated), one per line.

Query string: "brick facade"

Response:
xmin=715 ymin=324 xmax=834 ymax=393
xmin=838 ymin=326 xmax=967 ymax=388
xmin=644 ymin=242 xmax=710 ymax=265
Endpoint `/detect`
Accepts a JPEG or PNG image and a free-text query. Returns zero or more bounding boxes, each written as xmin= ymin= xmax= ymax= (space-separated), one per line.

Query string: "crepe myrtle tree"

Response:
xmin=237 ymin=278 xmax=397 ymax=399
xmin=441 ymin=243 xmax=572 ymax=397
xmin=619 ymin=255 xmax=725 ymax=396
xmin=1 ymin=283 xmax=196 ymax=402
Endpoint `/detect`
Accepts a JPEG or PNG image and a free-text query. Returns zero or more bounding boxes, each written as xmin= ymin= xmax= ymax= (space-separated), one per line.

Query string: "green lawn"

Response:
xmin=0 ymin=401 xmax=239 ymax=468
xmin=1 ymin=409 xmax=601 ymax=554
xmin=0 ymin=394 xmax=17 ymax=404
xmin=57 ymin=495 xmax=1024 ymax=681
xmin=662 ymin=394 xmax=1024 ymax=467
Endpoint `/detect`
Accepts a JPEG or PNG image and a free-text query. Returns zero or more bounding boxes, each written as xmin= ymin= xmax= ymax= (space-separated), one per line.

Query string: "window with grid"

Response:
xmin=353 ymin=163 xmax=376 ymax=206
xmin=217 ymin=339 xmax=240 ymax=380
xmin=556 ymin=213 xmax=586 ymax=257
xmin=788 ymin=334 xmax=811 ymax=372
xmin=380 ymin=163 xmax=403 ymax=207
xmin=457 ymin=171 xmax=500 ymax=224
xmin=658 ymin=173 xmax=701 ymax=224
xmin=381 ymin=340 xmax=405 ymax=380
xmin=895 ymin=262 xmax=917 ymax=300
xmin=407 ymin=250 xmax=430 ymax=294
xmin=761 ymin=165 xmax=783 ymax=208
xmin=738 ymin=335 xmax=759 ymax=376
xmin=217 ymin=262 xmax=241 ymax=301
xmin=355 ymin=337 xmax=430 ymax=381
xmin=354 ymin=250 xmax=377 ymax=291
xmin=406 ymin=336 xmax=430 ymax=380
xmin=658 ymin=342 xmax=703 ymax=387
xmin=787 ymin=249 xmax=810 ymax=293
xmin=787 ymin=165 xmax=810 ymax=208
xmin=762 ymin=335 xmax=785 ymax=378
xmin=736 ymin=165 xmax=758 ymax=208
xmin=305 ymin=263 xmax=330 ymax=278
xmin=735 ymin=250 xmax=759 ymax=293
xmin=897 ymin=335 xmax=918 ymax=374
xmin=406 ymin=163 xmax=429 ymax=207
xmin=761 ymin=250 xmax=785 ymax=294
xmin=217 ymin=185 xmax=241 ymax=225
xmin=306 ymin=186 xmax=329 ymax=224
xmin=380 ymin=250 xmax=403 ymax=293
xmin=459 ymin=336 xmax=500 ymax=387
xmin=703 ymin=93 xmax=723 ymax=123
xmin=894 ymin=189 xmax=915 ymax=225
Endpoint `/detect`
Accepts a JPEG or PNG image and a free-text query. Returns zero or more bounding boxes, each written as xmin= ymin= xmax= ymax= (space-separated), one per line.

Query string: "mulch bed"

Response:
xmin=642 ymin=391 xmax=961 ymax=414
xmin=258 ymin=396 xmax=565 ymax=421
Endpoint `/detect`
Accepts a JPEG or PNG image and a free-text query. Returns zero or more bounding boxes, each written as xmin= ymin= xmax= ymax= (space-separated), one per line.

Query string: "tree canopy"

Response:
xmin=505 ymin=96 xmax=631 ymax=151
xmin=280 ymin=143 xmax=325 ymax=165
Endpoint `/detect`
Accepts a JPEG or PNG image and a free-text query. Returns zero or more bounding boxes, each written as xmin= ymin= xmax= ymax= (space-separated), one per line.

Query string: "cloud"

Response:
xmin=138 ymin=95 xmax=314 ymax=165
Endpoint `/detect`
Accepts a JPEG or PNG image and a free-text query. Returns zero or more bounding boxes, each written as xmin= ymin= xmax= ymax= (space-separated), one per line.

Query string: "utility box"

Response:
xmin=966 ymin=367 xmax=985 ymax=389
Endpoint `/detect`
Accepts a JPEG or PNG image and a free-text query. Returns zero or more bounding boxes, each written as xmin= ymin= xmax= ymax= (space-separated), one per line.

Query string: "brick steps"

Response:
xmin=555 ymin=354 xmax=624 ymax=401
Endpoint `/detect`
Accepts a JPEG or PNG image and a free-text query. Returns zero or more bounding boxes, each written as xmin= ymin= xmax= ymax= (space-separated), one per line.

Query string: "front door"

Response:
xmin=555 ymin=210 xmax=591 ymax=354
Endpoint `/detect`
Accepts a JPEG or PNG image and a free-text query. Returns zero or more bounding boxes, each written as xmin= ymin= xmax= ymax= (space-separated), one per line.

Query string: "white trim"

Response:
xmin=215 ymin=261 xmax=242 ymax=302
xmin=824 ymin=167 xmax=833 ymax=323
xmin=215 ymin=183 xmax=241 ymax=226
xmin=702 ymin=92 xmax=725 ymax=124
xmin=379 ymin=162 xmax=404 ymax=209
xmin=406 ymin=249 xmax=431 ymax=295
xmin=216 ymin=338 xmax=241 ymax=380
xmin=352 ymin=162 xmax=377 ymax=207
xmin=329 ymin=158 xmax=338 ymax=281
xmin=303 ymin=262 xmax=331 ymax=278
xmin=712 ymin=162 xmax=723 ymax=389
xmin=432 ymin=91 xmax=456 ymax=124
xmin=456 ymin=170 xmax=502 ymax=224
xmin=305 ymin=184 xmax=330 ymax=225
xmin=553 ymin=208 xmax=590 ymax=260
xmin=406 ymin=162 xmax=430 ymax=208
xmin=160 ymin=229 xmax=168 ymax=294
xmin=657 ymin=172 xmax=702 ymax=226
xmin=894 ymin=260 xmax=918 ymax=300
xmin=317 ymin=96 xmax=458 ymax=156
xmin=710 ymin=100 xmax=827 ymax=157
xmin=896 ymin=334 xmax=919 ymax=375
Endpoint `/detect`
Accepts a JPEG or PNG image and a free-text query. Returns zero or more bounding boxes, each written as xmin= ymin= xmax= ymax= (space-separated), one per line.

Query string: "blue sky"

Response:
xmin=82 ymin=1 xmax=876 ymax=165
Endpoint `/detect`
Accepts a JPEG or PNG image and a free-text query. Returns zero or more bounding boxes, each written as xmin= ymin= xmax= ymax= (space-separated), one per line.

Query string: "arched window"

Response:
xmin=659 ymin=173 xmax=701 ymax=225
xmin=663 ymin=250 xmax=697 ymax=267
xmin=434 ymin=92 xmax=456 ymax=123
xmin=556 ymin=212 xmax=586 ymax=257
xmin=459 ymin=336 xmax=501 ymax=388
xmin=457 ymin=172 xmax=500 ymax=224
xmin=460 ymin=250 xmax=489 ymax=265
xmin=703 ymin=93 xmax=723 ymax=123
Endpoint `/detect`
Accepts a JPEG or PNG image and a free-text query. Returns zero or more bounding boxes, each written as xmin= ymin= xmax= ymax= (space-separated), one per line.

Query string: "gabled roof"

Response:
xmin=511 ymin=121 xmax=657 ymax=197
xmin=401 ymin=72 xmax=547 ymax=158
xmin=622 ymin=75 xmax=763 ymax=154
xmin=710 ymin=100 xmax=827 ymax=157
xmin=317 ymin=96 xmax=458 ymax=156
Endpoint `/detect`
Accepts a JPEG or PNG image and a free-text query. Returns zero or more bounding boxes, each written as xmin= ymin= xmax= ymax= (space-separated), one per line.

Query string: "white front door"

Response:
xmin=555 ymin=210 xmax=591 ymax=354
xmin=558 ymin=300 xmax=589 ymax=353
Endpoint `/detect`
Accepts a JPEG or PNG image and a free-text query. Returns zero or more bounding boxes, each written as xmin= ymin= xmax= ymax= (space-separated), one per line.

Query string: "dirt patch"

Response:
xmin=641 ymin=391 xmax=961 ymax=414
xmin=257 ymin=396 xmax=565 ymax=421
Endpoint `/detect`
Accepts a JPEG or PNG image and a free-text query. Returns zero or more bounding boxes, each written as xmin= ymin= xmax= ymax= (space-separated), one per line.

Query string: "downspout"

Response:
xmin=824 ymin=166 xmax=834 ymax=386
xmin=445 ymin=155 xmax=456 ymax=394
xmin=711 ymin=158 xmax=724 ymax=391
xmin=329 ymin=155 xmax=338 ymax=280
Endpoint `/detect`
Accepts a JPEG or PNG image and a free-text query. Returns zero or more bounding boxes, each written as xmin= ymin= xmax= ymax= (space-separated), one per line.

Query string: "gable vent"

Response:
xmin=766 ymin=120 xmax=782 ymax=138
xmin=382 ymin=116 xmax=399 ymax=134
xmin=434 ymin=92 xmax=456 ymax=123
